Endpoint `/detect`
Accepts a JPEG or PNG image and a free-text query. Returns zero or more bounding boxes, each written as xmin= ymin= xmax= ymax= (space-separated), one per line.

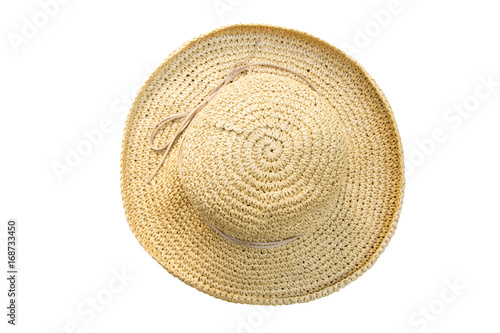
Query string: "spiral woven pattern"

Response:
xmin=121 ymin=24 xmax=404 ymax=305
xmin=181 ymin=73 xmax=348 ymax=242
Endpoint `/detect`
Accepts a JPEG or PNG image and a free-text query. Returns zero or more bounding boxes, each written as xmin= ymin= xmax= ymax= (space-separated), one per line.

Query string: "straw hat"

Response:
xmin=120 ymin=24 xmax=404 ymax=305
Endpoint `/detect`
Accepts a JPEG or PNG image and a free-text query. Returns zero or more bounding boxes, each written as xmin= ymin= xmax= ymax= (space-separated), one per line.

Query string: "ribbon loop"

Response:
xmin=149 ymin=111 xmax=189 ymax=151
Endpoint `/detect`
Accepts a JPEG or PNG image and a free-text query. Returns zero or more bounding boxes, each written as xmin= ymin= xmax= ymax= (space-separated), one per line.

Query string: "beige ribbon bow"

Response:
xmin=147 ymin=41 xmax=321 ymax=249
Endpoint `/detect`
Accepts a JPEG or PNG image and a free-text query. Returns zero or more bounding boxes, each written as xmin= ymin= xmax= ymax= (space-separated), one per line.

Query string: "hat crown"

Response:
xmin=181 ymin=73 xmax=348 ymax=242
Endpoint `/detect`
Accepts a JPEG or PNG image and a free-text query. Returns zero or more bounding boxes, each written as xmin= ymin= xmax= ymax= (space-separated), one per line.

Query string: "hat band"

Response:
xmin=146 ymin=41 xmax=320 ymax=249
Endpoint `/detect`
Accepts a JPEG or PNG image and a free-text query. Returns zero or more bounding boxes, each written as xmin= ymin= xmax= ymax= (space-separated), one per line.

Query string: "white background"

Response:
xmin=1 ymin=0 xmax=499 ymax=332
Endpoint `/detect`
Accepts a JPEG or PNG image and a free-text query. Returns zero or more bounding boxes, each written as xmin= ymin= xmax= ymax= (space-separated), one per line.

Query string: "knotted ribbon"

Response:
xmin=147 ymin=41 xmax=320 ymax=249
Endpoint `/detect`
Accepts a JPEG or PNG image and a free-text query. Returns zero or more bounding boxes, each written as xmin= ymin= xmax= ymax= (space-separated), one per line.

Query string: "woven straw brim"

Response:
xmin=120 ymin=24 xmax=404 ymax=305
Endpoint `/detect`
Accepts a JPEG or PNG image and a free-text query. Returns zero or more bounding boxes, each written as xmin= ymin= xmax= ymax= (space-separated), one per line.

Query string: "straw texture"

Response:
xmin=121 ymin=24 xmax=404 ymax=305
